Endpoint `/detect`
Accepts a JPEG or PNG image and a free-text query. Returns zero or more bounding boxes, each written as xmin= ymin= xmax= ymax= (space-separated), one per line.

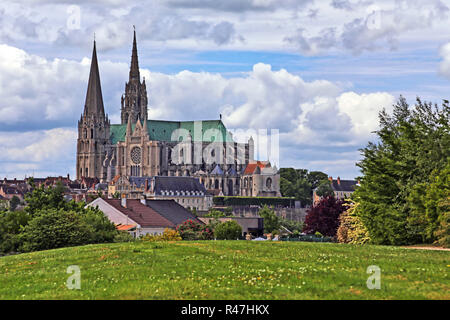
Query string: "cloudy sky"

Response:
xmin=1 ymin=0 xmax=450 ymax=180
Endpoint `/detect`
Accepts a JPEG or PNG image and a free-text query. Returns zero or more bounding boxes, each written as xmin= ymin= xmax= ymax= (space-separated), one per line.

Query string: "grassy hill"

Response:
xmin=0 ymin=241 xmax=448 ymax=300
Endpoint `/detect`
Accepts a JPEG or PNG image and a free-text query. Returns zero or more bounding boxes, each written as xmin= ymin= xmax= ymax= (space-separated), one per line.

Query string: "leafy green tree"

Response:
xmin=0 ymin=210 xmax=30 ymax=254
xmin=307 ymin=171 xmax=329 ymax=190
xmin=214 ymin=220 xmax=242 ymax=240
xmin=9 ymin=196 xmax=21 ymax=212
xmin=24 ymin=181 xmax=68 ymax=216
xmin=19 ymin=209 xmax=95 ymax=252
xmin=315 ymin=181 xmax=334 ymax=198
xmin=280 ymin=168 xmax=328 ymax=206
xmin=258 ymin=205 xmax=280 ymax=233
xmin=355 ymin=97 xmax=449 ymax=245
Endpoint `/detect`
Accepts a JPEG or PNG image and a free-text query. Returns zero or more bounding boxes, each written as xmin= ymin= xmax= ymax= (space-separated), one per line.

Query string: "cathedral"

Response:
xmin=76 ymin=30 xmax=280 ymax=197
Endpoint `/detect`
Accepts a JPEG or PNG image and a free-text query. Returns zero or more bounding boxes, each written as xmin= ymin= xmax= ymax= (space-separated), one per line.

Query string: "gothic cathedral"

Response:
xmin=76 ymin=30 xmax=281 ymax=197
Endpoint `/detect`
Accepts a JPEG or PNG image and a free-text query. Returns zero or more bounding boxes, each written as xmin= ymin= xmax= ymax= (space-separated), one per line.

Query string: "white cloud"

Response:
xmin=0 ymin=128 xmax=77 ymax=178
xmin=0 ymin=44 xmax=395 ymax=179
xmin=439 ymin=42 xmax=450 ymax=79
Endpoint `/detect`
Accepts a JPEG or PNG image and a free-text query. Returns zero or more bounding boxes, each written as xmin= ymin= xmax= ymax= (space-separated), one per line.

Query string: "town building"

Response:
xmin=87 ymin=197 xmax=201 ymax=237
xmin=108 ymin=175 xmax=213 ymax=212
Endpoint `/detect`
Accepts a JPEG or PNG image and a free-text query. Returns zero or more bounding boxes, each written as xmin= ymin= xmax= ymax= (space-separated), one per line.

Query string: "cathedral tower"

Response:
xmin=121 ymin=29 xmax=148 ymax=125
xmin=76 ymin=40 xmax=110 ymax=181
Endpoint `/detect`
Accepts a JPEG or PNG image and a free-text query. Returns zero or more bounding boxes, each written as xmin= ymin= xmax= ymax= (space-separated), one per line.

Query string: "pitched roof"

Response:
xmin=243 ymin=161 xmax=269 ymax=175
xmin=210 ymin=164 xmax=224 ymax=175
xmin=145 ymin=200 xmax=203 ymax=226
xmin=110 ymin=119 xmax=234 ymax=144
xmin=153 ymin=176 xmax=207 ymax=196
xmin=331 ymin=179 xmax=359 ymax=192
xmin=104 ymin=199 xmax=175 ymax=228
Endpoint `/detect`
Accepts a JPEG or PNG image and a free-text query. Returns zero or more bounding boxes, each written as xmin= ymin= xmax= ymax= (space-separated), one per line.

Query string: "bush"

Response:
xmin=214 ymin=220 xmax=242 ymax=240
xmin=303 ymin=196 xmax=346 ymax=237
xmin=337 ymin=202 xmax=371 ymax=244
xmin=213 ymin=196 xmax=295 ymax=207
xmin=0 ymin=210 xmax=30 ymax=255
xmin=141 ymin=228 xmax=182 ymax=242
xmin=176 ymin=220 xmax=214 ymax=240
xmin=114 ymin=231 xmax=135 ymax=243
xmin=434 ymin=198 xmax=450 ymax=248
xmin=19 ymin=209 xmax=95 ymax=252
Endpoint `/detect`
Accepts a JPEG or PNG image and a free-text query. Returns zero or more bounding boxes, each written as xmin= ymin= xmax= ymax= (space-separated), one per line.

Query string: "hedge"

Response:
xmin=213 ymin=196 xmax=295 ymax=207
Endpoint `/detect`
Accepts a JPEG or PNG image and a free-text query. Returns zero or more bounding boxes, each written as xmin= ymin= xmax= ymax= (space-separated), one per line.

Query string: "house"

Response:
xmin=0 ymin=185 xmax=24 ymax=202
xmin=313 ymin=176 xmax=360 ymax=205
xmin=87 ymin=197 xmax=202 ymax=237
xmin=108 ymin=175 xmax=213 ymax=212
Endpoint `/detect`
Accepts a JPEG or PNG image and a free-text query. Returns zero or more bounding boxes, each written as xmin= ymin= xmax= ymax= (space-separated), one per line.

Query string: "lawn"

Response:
xmin=0 ymin=241 xmax=448 ymax=300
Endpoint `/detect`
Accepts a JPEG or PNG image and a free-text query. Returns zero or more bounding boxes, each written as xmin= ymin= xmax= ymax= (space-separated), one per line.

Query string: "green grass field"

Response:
xmin=0 ymin=241 xmax=448 ymax=300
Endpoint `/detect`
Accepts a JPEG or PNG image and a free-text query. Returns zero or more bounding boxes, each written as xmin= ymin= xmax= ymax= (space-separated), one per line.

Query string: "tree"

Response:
xmin=214 ymin=220 xmax=242 ymax=240
xmin=315 ymin=181 xmax=334 ymax=198
xmin=280 ymin=168 xmax=329 ymax=206
xmin=9 ymin=196 xmax=21 ymax=212
xmin=24 ymin=181 xmax=67 ymax=216
xmin=355 ymin=97 xmax=449 ymax=245
xmin=337 ymin=201 xmax=371 ymax=244
xmin=258 ymin=205 xmax=280 ymax=233
xmin=19 ymin=209 xmax=95 ymax=252
xmin=303 ymin=196 xmax=346 ymax=237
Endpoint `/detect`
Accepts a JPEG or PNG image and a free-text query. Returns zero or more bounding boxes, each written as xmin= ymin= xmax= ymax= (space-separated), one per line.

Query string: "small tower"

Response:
xmin=76 ymin=40 xmax=110 ymax=180
xmin=121 ymin=28 xmax=148 ymax=125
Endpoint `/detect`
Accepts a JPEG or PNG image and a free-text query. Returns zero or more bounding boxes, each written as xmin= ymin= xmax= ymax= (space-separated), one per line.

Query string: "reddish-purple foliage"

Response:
xmin=303 ymin=196 xmax=346 ymax=237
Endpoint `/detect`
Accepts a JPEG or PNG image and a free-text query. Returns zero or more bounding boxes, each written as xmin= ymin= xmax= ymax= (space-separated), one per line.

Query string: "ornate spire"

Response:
xmin=84 ymin=40 xmax=105 ymax=118
xmin=142 ymin=112 xmax=148 ymax=134
xmin=129 ymin=26 xmax=140 ymax=81
xmin=126 ymin=112 xmax=132 ymax=137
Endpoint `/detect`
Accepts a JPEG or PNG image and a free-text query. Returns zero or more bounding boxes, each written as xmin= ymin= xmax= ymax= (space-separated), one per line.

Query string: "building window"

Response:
xmin=266 ymin=178 xmax=272 ymax=189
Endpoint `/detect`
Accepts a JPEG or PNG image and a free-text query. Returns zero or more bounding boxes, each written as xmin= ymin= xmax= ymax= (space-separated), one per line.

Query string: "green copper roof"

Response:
xmin=110 ymin=119 xmax=234 ymax=144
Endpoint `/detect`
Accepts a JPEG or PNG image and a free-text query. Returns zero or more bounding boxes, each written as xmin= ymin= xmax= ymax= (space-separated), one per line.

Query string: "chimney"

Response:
xmin=328 ymin=176 xmax=333 ymax=182
xmin=337 ymin=177 xmax=341 ymax=185
xmin=140 ymin=195 xmax=147 ymax=206
xmin=67 ymin=173 xmax=70 ymax=181
xmin=144 ymin=179 xmax=149 ymax=192
xmin=121 ymin=194 xmax=127 ymax=208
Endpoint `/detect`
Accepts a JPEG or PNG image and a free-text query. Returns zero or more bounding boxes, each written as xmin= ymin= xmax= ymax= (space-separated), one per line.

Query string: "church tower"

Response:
xmin=121 ymin=29 xmax=148 ymax=125
xmin=76 ymin=40 xmax=110 ymax=181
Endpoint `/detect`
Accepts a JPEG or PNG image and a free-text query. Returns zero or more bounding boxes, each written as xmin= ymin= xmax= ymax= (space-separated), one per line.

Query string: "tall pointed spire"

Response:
xmin=84 ymin=40 xmax=105 ymax=118
xmin=126 ymin=111 xmax=132 ymax=137
xmin=129 ymin=26 xmax=140 ymax=81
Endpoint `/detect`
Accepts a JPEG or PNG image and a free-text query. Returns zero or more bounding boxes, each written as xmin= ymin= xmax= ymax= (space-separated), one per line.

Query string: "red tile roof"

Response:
xmin=243 ymin=161 xmax=268 ymax=175
xmin=104 ymin=199 xmax=175 ymax=228
xmin=117 ymin=224 xmax=136 ymax=231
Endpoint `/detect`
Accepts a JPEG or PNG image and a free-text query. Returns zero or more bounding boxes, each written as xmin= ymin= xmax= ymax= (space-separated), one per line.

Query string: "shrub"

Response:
xmin=141 ymin=228 xmax=182 ymax=242
xmin=19 ymin=209 xmax=95 ymax=252
xmin=214 ymin=220 xmax=242 ymax=240
xmin=258 ymin=205 xmax=280 ymax=233
xmin=0 ymin=210 xmax=30 ymax=255
xmin=337 ymin=202 xmax=371 ymax=244
xmin=303 ymin=196 xmax=346 ymax=237
xmin=434 ymin=198 xmax=450 ymax=248
xmin=176 ymin=220 xmax=214 ymax=240
xmin=114 ymin=231 xmax=135 ymax=243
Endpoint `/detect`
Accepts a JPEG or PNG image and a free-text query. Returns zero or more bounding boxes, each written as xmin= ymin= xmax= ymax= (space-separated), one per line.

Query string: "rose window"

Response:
xmin=130 ymin=147 xmax=142 ymax=164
